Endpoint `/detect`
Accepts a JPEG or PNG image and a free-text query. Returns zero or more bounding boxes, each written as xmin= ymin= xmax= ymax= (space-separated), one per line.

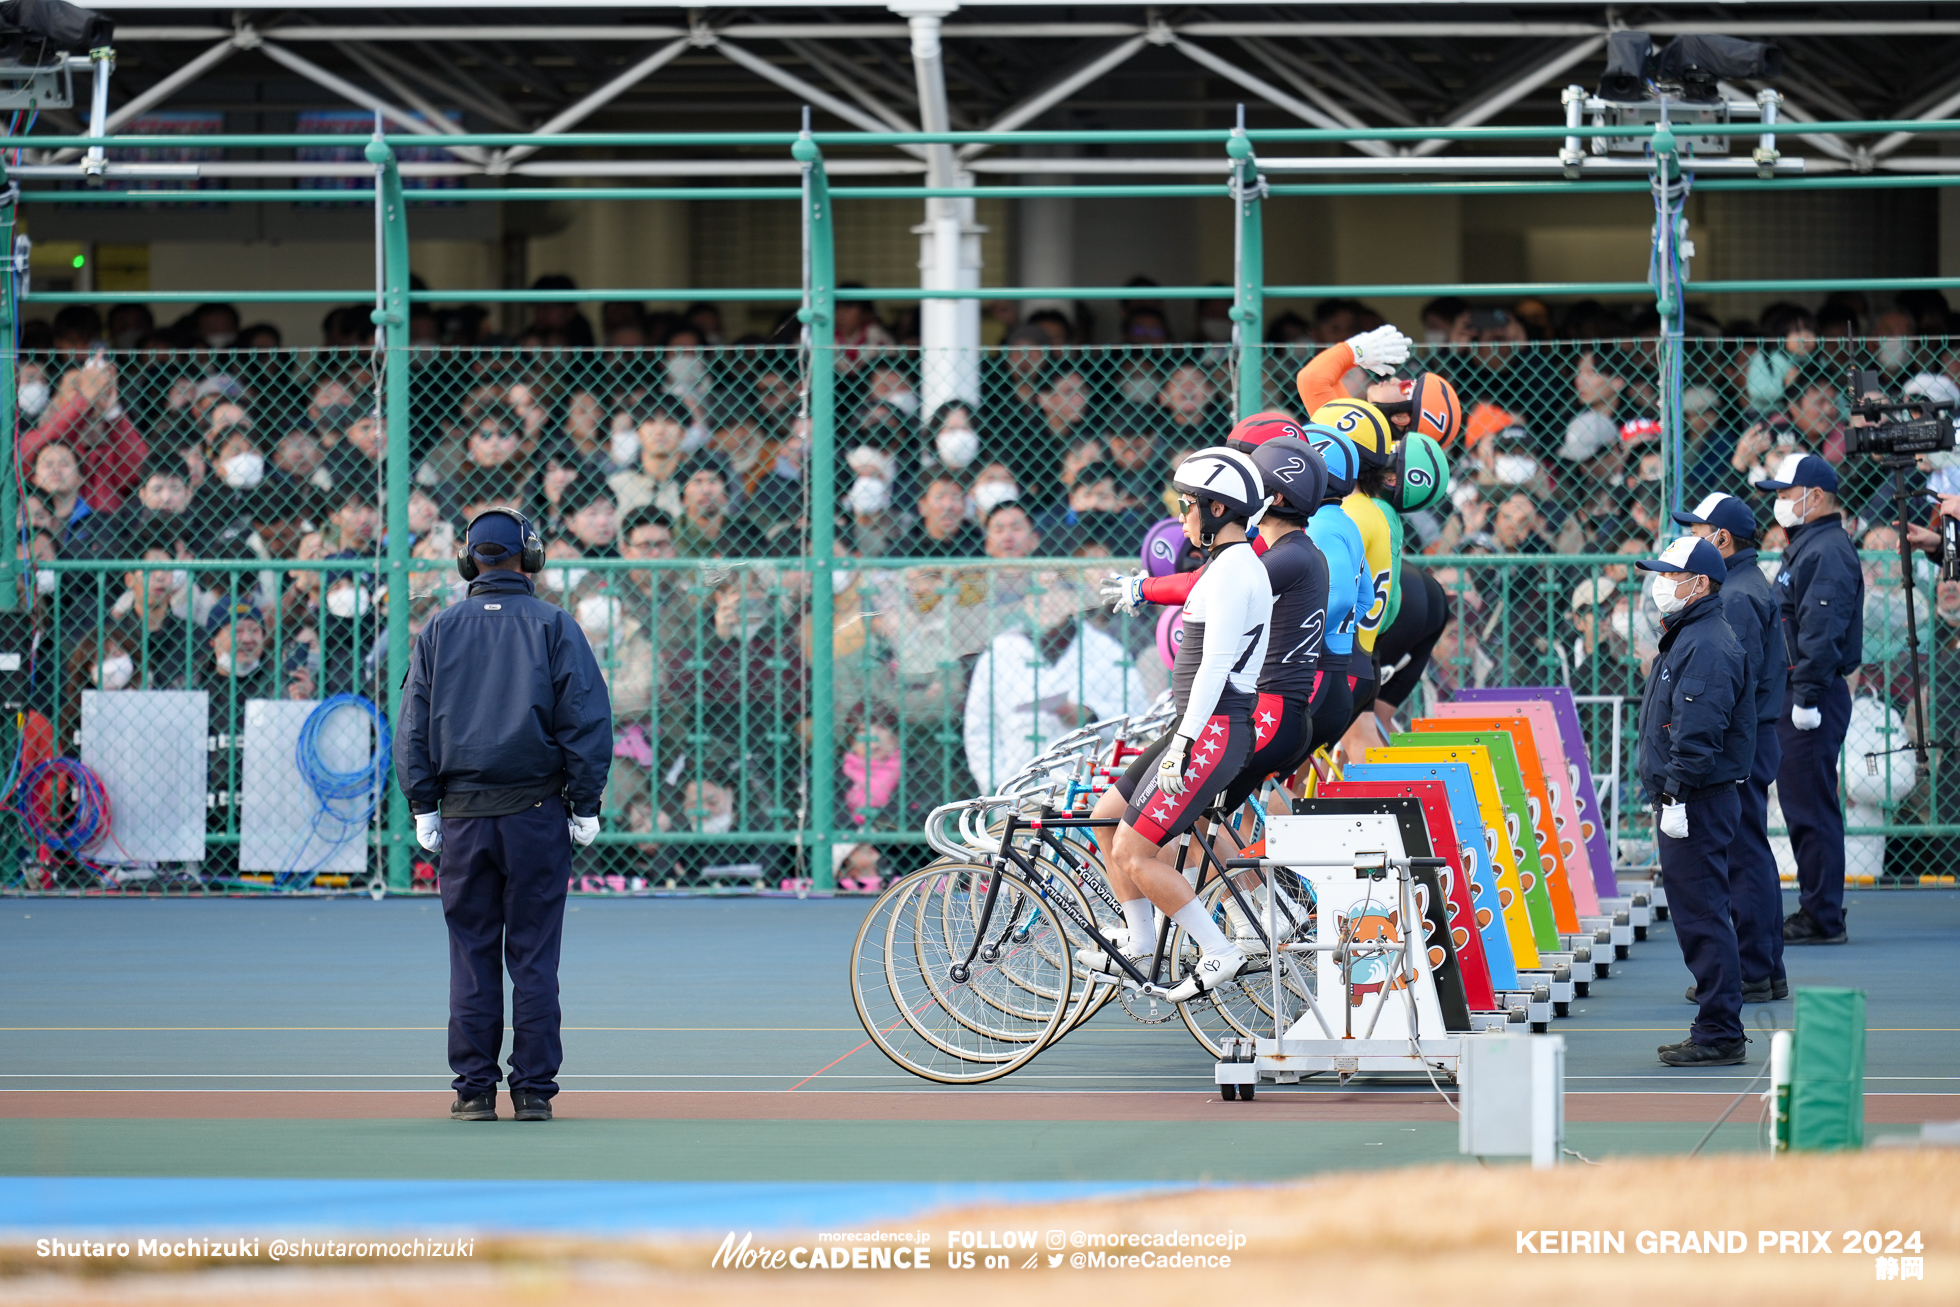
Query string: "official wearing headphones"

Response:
xmin=395 ymin=508 xmax=614 ymax=1123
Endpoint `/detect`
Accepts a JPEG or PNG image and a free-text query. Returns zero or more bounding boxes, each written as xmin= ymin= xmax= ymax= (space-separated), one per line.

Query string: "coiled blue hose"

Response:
xmin=280 ymin=695 xmax=391 ymax=883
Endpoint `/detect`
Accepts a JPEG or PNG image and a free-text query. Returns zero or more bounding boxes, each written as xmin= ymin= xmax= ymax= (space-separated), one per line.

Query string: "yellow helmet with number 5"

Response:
xmin=1309 ymin=398 xmax=1396 ymax=469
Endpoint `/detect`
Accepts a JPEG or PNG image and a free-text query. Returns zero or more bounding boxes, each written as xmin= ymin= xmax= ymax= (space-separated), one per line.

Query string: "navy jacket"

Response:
xmin=1774 ymin=517 xmax=1863 ymax=706
xmin=1719 ymin=547 xmax=1786 ymax=725
xmin=394 ymin=571 xmax=613 ymax=817
xmin=1638 ymin=595 xmax=1751 ymax=803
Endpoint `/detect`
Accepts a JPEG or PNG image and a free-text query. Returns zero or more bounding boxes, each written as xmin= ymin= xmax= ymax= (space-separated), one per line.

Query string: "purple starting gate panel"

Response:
xmin=1453 ymin=687 xmax=1615 ymax=898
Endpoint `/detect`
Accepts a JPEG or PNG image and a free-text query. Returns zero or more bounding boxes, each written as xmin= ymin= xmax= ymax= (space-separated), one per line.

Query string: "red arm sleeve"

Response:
xmin=1295 ymin=341 xmax=1357 ymax=416
xmin=1136 ymin=536 xmax=1266 ymax=606
xmin=17 ymin=393 xmax=89 ymax=468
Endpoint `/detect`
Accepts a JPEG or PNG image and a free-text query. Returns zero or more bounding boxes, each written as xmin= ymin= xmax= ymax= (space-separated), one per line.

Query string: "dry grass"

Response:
xmin=5 ymin=1151 xmax=1952 ymax=1306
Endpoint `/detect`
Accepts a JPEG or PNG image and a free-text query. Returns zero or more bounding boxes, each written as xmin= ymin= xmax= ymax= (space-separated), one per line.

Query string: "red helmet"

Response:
xmin=1225 ymin=411 xmax=1306 ymax=453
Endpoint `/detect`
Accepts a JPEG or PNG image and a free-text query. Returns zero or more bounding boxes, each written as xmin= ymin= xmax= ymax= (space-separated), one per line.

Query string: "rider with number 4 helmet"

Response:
xmin=1299 ymin=424 xmax=1368 ymax=753
xmin=1210 ymin=436 xmax=1335 ymax=812
xmin=1372 ymin=432 xmax=1456 ymax=715
xmin=1084 ymin=448 xmax=1274 ymax=1004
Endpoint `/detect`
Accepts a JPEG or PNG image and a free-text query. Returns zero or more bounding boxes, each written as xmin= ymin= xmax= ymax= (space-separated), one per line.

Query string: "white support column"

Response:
xmin=894 ymin=1 xmax=982 ymax=411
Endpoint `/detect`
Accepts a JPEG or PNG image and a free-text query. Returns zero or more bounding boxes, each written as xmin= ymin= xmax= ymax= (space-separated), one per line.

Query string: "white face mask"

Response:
xmin=935 ymin=425 xmax=979 ymax=471
xmin=848 ymin=476 xmax=891 ymax=516
xmin=847 ymin=445 xmax=897 ymax=481
xmin=610 ymin=429 xmax=640 ymax=467
xmin=666 ymin=351 xmax=708 ymax=391
xmin=325 ymin=583 xmax=369 ymax=619
xmin=17 ymin=381 xmax=49 ymax=420
xmin=1773 ymin=492 xmax=1808 ymax=529
xmin=220 ymin=452 xmax=266 ymax=490
xmin=1494 ymin=453 xmax=1541 ymax=486
xmin=32 ymin=568 xmax=55 ymax=596
xmin=1877 ymin=337 xmax=1910 ymax=371
xmin=1651 ymin=573 xmax=1696 ymax=616
xmin=1607 ymin=603 xmax=1636 ymax=644
xmin=538 ymin=566 xmax=589 ymax=592
xmin=214 ymin=651 xmax=261 ymax=677
xmin=97 ymin=654 xmax=134 ymax=689
xmin=168 ymin=569 xmax=189 ymax=593
xmin=697 ymin=811 xmax=733 ymax=835
xmin=831 ymin=569 xmax=855 ymax=596
xmin=1199 ymin=315 xmax=1233 ymax=343
xmin=204 ymin=330 xmax=237 ymax=350
xmin=884 ymin=388 xmax=920 ymax=417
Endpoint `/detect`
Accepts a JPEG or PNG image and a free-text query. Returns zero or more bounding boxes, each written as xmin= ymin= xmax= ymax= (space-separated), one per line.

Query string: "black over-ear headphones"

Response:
xmin=455 ymin=507 xmax=545 ymax=581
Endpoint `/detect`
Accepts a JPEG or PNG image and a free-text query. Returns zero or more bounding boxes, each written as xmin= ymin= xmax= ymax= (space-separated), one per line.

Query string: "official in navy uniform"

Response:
xmin=1635 ymin=537 xmax=1754 ymax=1067
xmin=395 ymin=509 xmax=613 ymax=1122
xmin=1673 ymin=493 xmax=1789 ymax=1004
xmin=1758 ymin=453 xmax=1863 ymax=947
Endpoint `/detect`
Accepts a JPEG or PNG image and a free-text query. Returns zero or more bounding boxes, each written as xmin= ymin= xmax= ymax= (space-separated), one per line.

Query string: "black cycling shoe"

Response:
xmin=1658 ymin=1038 xmax=1747 ymax=1067
xmin=510 ymin=1090 xmax=553 ymax=1122
xmin=1685 ymin=980 xmax=1774 ymax=1004
xmin=1783 ymin=910 xmax=1847 ymax=945
xmin=451 ymin=1091 xmax=497 ymax=1121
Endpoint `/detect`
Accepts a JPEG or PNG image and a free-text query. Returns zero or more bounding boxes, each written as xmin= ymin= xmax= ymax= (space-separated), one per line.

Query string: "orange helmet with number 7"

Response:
xmin=1372 ymin=372 xmax=1464 ymax=447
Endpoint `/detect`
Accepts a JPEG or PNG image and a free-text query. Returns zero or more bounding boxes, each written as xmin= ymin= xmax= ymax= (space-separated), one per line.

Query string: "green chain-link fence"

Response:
xmin=3 ymin=336 xmax=1952 ymax=893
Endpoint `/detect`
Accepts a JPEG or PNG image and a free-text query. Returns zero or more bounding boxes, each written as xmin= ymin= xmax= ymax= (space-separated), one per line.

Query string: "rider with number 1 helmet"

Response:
xmin=1299 ymin=424 xmax=1368 ymax=754
xmin=1083 ymin=448 xmax=1274 ymax=1003
xmin=1212 ymin=435 xmax=1334 ymax=813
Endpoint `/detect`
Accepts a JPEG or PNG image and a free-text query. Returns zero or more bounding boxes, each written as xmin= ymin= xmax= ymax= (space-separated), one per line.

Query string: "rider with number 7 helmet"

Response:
xmin=1081 ymin=448 xmax=1274 ymax=1004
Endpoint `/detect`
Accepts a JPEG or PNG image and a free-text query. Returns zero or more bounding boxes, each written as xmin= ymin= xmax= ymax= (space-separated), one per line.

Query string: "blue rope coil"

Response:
xmin=280 ymin=695 xmax=391 ymax=882
xmin=15 ymin=757 xmax=111 ymax=859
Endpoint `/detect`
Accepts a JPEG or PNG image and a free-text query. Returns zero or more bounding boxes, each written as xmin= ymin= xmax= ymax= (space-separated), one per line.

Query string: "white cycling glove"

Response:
xmin=1100 ymin=572 xmax=1148 ymax=616
xmin=414 ymin=812 xmax=443 ymax=853
xmin=1347 ymin=325 xmax=1413 ymax=376
xmin=569 ymin=814 xmax=600 ymax=847
xmin=1156 ymin=735 xmax=1193 ymax=797
xmin=1791 ymin=703 xmax=1822 ymax=731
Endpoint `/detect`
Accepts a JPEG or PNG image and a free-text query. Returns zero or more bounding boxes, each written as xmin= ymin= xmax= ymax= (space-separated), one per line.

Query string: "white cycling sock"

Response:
xmin=1121 ymin=899 xmax=1157 ymax=955
xmin=1172 ymin=900 xmax=1232 ymax=955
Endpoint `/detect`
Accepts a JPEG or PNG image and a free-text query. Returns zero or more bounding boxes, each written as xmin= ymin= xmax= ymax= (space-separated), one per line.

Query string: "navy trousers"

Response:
xmin=439 ymin=795 xmax=573 ymax=1099
xmin=1730 ymin=721 xmax=1786 ymax=984
xmin=1775 ymin=678 xmax=1851 ymax=936
xmin=1659 ymin=786 xmax=1743 ymax=1046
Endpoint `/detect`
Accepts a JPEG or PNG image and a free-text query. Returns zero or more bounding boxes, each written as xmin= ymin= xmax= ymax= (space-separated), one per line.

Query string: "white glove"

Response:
xmin=1792 ymin=703 xmax=1822 ymax=731
xmin=1156 ymin=735 xmax=1193 ymax=797
xmin=1347 ymin=325 xmax=1413 ymax=376
xmin=1101 ymin=572 xmax=1148 ymax=616
xmin=569 ymin=814 xmax=600 ymax=847
xmin=414 ymin=812 xmax=442 ymax=853
xmin=1660 ymin=802 xmax=1688 ymax=840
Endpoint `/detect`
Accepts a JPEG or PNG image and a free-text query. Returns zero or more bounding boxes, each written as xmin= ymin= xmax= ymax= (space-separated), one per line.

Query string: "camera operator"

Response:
xmin=1758 ymin=453 xmax=1862 ymax=947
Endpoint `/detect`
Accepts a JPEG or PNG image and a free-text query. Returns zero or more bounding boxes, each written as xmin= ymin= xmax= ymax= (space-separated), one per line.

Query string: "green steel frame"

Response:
xmin=6 ymin=112 xmax=1960 ymax=889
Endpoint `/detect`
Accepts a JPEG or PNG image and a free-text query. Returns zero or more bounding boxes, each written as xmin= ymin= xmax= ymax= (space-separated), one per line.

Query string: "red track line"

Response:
xmin=788 ymin=989 xmax=942 ymax=1092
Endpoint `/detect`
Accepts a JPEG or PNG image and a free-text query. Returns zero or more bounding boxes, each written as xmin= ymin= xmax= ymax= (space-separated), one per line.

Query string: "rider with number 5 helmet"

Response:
xmin=1298 ymin=424 xmax=1368 ymax=754
xmin=1312 ymin=398 xmax=1401 ymax=729
xmin=1083 ymin=448 xmax=1274 ymax=1004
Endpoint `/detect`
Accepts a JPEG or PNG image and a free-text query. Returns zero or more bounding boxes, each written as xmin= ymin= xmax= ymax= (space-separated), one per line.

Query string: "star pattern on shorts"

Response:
xmin=1256 ymin=709 xmax=1278 ymax=729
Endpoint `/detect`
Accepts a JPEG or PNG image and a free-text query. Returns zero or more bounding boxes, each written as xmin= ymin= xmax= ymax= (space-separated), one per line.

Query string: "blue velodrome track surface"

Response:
xmin=2 ymin=891 xmax=1954 ymax=1235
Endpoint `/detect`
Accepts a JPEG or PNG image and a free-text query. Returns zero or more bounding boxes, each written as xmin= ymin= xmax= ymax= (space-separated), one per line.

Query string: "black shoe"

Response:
xmin=510 ymin=1090 xmax=553 ymax=1122
xmin=451 ymin=1091 xmax=497 ymax=1121
xmin=1783 ymin=911 xmax=1847 ymax=945
xmin=1685 ymin=980 xmax=1774 ymax=1004
xmin=1770 ymin=977 xmax=1789 ymax=1000
xmin=1658 ymin=1037 xmax=1748 ymax=1067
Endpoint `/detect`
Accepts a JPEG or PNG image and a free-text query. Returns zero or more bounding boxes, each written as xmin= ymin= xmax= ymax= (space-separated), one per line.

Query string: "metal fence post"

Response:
xmin=796 ymin=130 xmax=837 ymax=890
xmin=1229 ymin=125 xmax=1265 ymax=422
xmin=1649 ymin=120 xmax=1689 ymax=521
xmin=367 ymin=135 xmax=413 ymax=893
xmin=0 ymin=166 xmax=17 ymax=615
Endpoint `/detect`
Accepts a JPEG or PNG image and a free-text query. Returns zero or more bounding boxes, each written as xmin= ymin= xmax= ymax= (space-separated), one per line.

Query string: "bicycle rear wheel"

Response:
xmin=1175 ymin=866 xmax=1318 ymax=1058
xmin=850 ymin=861 xmax=1082 ymax=1084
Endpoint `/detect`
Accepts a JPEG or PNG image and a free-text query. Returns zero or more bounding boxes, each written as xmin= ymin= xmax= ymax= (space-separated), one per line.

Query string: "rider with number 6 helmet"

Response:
xmin=1246 ymin=435 xmax=1328 ymax=520
xmin=1310 ymin=398 xmax=1396 ymax=470
xmin=1225 ymin=411 xmax=1307 ymax=454
xmin=1391 ymin=432 xmax=1452 ymax=514
xmin=1170 ymin=448 xmax=1272 ymax=544
xmin=1299 ymin=424 xmax=1361 ymax=501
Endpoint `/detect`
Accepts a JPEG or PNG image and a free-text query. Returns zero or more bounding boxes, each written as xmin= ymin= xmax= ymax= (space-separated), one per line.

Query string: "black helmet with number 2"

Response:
xmin=1246 ymin=436 xmax=1329 ymax=519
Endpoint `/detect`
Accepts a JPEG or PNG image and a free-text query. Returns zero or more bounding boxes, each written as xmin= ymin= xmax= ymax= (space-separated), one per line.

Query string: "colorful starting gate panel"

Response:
xmin=1413 ymin=716 xmax=1588 ymax=925
xmin=1391 ymin=732 xmax=1563 ymax=951
xmin=1340 ymin=761 xmax=1518 ymax=992
xmin=1454 ymin=686 xmax=1616 ymax=897
xmin=1432 ymin=699 xmax=1600 ymax=914
xmin=1363 ymin=745 xmax=1542 ymax=969
xmin=1314 ymin=782 xmax=1497 ymax=1012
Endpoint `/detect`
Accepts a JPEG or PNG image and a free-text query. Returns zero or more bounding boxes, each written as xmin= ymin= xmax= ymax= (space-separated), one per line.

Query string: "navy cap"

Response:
xmin=1756 ymin=451 xmax=1839 ymax=494
xmin=1672 ymin=492 xmax=1757 ymax=542
xmin=466 ymin=510 xmax=525 ymax=561
xmin=1636 ymin=535 xmax=1727 ymax=584
xmin=205 ymin=600 xmax=264 ymax=635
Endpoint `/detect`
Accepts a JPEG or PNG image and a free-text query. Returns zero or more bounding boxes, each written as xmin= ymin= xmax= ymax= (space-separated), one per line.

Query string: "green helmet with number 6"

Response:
xmin=1392 ymin=433 xmax=1451 ymax=514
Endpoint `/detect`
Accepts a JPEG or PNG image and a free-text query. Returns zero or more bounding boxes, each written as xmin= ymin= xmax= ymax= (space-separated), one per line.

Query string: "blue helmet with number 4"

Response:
xmin=1247 ymin=436 xmax=1328 ymax=519
xmin=1299 ymin=423 xmax=1360 ymax=500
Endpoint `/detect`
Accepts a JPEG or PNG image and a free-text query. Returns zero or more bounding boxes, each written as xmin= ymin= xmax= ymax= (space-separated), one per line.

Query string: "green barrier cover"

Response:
xmin=1790 ymin=987 xmax=1867 ymax=1153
